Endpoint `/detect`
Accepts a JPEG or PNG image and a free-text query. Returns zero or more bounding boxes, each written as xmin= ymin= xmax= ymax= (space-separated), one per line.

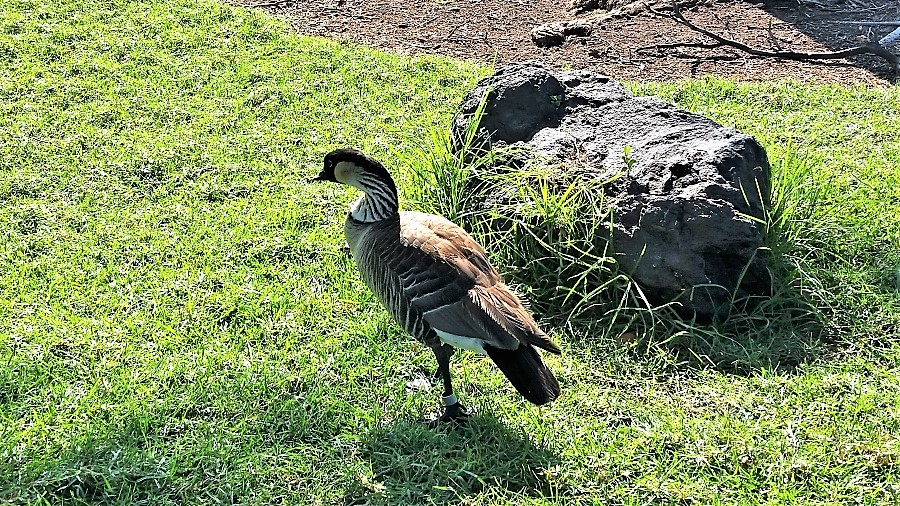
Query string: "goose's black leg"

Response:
xmin=431 ymin=343 xmax=469 ymax=424
xmin=430 ymin=346 xmax=453 ymax=382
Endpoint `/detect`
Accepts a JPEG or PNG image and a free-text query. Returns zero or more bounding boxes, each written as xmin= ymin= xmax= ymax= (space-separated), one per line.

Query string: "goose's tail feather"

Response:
xmin=484 ymin=344 xmax=560 ymax=405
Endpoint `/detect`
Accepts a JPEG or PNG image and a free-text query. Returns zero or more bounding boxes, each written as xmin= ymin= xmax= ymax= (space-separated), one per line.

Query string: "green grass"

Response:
xmin=1 ymin=0 xmax=899 ymax=504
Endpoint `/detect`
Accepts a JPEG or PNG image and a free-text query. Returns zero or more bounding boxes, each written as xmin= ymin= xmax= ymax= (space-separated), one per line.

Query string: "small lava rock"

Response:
xmin=531 ymin=22 xmax=567 ymax=47
xmin=532 ymin=20 xmax=593 ymax=47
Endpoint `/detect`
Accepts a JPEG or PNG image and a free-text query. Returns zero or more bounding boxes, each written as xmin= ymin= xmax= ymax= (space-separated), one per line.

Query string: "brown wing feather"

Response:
xmin=398 ymin=211 xmax=561 ymax=354
xmin=400 ymin=212 xmax=499 ymax=287
xmin=469 ymin=285 xmax=561 ymax=354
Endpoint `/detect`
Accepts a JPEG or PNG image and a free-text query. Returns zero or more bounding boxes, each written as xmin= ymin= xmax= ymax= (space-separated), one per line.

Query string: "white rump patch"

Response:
xmin=434 ymin=329 xmax=487 ymax=354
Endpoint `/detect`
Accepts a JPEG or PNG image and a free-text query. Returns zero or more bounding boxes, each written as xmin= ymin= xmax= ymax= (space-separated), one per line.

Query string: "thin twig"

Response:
xmin=646 ymin=2 xmax=900 ymax=76
xmin=318 ymin=7 xmax=374 ymax=20
xmin=710 ymin=11 xmax=733 ymax=40
xmin=767 ymin=17 xmax=780 ymax=51
xmin=442 ymin=22 xmax=468 ymax=41
xmin=636 ymin=41 xmax=745 ymax=61
xmin=418 ymin=14 xmax=441 ymax=28
xmin=248 ymin=0 xmax=292 ymax=7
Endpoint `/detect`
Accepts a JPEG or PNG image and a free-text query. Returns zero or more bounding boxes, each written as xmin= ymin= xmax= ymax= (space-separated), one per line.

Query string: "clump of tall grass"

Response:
xmin=399 ymin=111 xmax=826 ymax=373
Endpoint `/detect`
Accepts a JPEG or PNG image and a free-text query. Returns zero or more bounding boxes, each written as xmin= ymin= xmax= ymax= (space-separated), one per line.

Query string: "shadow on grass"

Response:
xmin=17 ymin=446 xmax=178 ymax=505
xmin=344 ymin=414 xmax=566 ymax=505
xmin=594 ymin=282 xmax=830 ymax=377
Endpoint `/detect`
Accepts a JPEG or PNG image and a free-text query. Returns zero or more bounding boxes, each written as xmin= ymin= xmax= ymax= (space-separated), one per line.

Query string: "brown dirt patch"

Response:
xmin=232 ymin=0 xmax=898 ymax=85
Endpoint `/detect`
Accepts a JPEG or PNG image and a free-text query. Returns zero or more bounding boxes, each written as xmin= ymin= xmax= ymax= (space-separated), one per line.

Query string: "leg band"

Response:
xmin=442 ymin=393 xmax=458 ymax=407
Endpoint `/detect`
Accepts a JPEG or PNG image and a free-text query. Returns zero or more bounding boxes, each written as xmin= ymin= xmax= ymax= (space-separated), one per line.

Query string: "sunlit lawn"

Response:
xmin=1 ymin=0 xmax=899 ymax=503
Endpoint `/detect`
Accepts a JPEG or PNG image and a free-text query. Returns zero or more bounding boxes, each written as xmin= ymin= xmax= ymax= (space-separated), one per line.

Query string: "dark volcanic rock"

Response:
xmin=451 ymin=63 xmax=771 ymax=320
xmin=454 ymin=64 xmax=566 ymax=144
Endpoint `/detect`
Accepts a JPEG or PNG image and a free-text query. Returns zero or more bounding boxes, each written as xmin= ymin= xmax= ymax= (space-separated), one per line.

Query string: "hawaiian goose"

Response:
xmin=311 ymin=148 xmax=561 ymax=422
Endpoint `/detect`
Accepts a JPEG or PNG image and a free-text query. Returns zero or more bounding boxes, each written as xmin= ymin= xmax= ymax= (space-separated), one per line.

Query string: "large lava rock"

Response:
xmin=450 ymin=63 xmax=771 ymax=320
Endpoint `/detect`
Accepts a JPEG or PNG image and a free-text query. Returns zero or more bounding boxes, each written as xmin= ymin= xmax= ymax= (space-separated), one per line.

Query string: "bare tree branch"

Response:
xmin=637 ymin=41 xmax=724 ymax=51
xmin=646 ymin=2 xmax=899 ymax=77
xmin=833 ymin=21 xmax=900 ymax=27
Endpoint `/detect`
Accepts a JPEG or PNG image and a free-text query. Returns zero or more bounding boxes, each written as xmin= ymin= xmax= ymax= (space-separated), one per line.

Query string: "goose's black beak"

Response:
xmin=308 ymin=172 xmax=327 ymax=183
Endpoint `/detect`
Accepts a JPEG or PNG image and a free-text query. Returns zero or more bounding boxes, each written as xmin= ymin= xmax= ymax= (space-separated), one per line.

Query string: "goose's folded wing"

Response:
xmin=397 ymin=212 xmax=560 ymax=354
xmin=399 ymin=212 xmax=500 ymax=287
xmin=421 ymin=285 xmax=560 ymax=353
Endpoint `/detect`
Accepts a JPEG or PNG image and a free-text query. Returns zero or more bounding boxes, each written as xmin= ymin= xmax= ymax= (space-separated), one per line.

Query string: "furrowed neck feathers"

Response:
xmin=349 ymin=172 xmax=399 ymax=223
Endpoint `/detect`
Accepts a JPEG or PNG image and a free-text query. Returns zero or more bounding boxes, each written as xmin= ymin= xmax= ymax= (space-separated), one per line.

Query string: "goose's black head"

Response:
xmin=312 ymin=148 xmax=397 ymax=197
